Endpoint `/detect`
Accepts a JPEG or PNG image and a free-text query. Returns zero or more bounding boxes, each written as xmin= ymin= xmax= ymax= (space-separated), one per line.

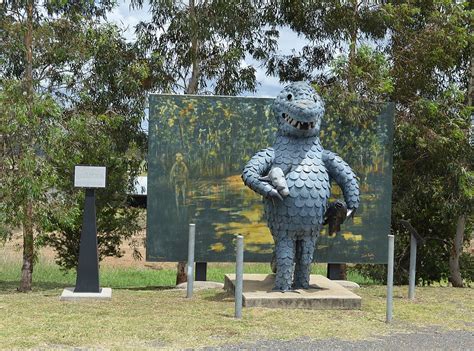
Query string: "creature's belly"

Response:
xmin=265 ymin=156 xmax=331 ymax=235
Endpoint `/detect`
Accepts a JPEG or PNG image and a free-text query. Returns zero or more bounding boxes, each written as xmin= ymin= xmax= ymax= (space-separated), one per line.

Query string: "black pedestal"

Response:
xmin=75 ymin=188 xmax=100 ymax=292
xmin=195 ymin=262 xmax=207 ymax=281
xmin=327 ymin=263 xmax=346 ymax=280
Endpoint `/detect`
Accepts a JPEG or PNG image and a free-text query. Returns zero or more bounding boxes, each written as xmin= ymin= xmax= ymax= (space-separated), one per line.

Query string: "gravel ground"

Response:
xmin=203 ymin=330 xmax=474 ymax=350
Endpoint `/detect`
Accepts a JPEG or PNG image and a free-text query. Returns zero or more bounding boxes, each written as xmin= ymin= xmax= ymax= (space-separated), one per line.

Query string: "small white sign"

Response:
xmin=74 ymin=166 xmax=106 ymax=188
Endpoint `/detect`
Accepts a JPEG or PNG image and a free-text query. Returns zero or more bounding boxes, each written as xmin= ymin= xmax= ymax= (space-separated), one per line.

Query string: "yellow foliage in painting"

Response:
xmin=213 ymin=222 xmax=273 ymax=245
xmin=353 ymin=216 xmax=362 ymax=225
xmin=342 ymin=232 xmax=363 ymax=241
xmin=240 ymin=207 xmax=263 ymax=223
xmin=246 ymin=244 xmax=273 ymax=254
xmin=209 ymin=242 xmax=226 ymax=252
xmin=223 ymin=174 xmax=244 ymax=190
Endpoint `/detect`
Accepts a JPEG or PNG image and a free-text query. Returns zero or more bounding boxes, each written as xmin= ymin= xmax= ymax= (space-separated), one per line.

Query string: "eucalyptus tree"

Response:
xmin=131 ymin=0 xmax=279 ymax=283
xmin=266 ymin=0 xmax=387 ymax=87
xmin=385 ymin=0 xmax=473 ymax=286
xmin=1 ymin=0 xmax=153 ymax=289
xmin=132 ymin=0 xmax=278 ymax=95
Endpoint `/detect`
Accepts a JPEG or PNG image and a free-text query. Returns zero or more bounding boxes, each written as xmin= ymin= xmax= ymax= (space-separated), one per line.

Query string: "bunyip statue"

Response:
xmin=242 ymin=82 xmax=360 ymax=291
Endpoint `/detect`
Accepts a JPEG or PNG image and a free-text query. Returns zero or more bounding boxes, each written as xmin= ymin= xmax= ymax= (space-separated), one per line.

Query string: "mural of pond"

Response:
xmin=147 ymin=94 xmax=394 ymax=263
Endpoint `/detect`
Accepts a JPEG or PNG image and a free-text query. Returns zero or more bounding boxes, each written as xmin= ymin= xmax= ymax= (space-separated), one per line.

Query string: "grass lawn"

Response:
xmin=1 ymin=257 xmax=473 ymax=350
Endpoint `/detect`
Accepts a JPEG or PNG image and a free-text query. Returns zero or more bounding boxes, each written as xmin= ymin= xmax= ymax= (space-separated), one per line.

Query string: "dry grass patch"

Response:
xmin=0 ymin=285 xmax=472 ymax=349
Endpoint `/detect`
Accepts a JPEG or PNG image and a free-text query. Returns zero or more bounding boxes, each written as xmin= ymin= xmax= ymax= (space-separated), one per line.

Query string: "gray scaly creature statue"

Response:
xmin=242 ymin=82 xmax=360 ymax=291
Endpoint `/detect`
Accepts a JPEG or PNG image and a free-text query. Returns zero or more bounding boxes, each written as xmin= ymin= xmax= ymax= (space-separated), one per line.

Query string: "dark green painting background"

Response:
xmin=147 ymin=94 xmax=394 ymax=263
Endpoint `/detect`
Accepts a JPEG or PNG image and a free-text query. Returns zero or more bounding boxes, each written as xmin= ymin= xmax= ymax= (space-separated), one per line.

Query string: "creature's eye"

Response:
xmin=287 ymin=94 xmax=293 ymax=101
xmin=313 ymin=95 xmax=318 ymax=102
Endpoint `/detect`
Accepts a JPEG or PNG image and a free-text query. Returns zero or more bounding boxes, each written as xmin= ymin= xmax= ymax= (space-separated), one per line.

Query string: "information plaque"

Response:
xmin=74 ymin=166 xmax=106 ymax=188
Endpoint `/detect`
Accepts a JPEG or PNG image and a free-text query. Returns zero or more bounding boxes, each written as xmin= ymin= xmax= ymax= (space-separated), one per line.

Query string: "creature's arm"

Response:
xmin=242 ymin=147 xmax=280 ymax=199
xmin=322 ymin=150 xmax=360 ymax=213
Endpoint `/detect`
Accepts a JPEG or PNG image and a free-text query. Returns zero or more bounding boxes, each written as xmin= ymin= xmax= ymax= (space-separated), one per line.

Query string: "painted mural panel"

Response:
xmin=147 ymin=94 xmax=394 ymax=263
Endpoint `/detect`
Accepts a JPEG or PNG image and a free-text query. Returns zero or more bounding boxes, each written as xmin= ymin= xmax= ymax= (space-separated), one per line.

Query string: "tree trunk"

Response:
xmin=334 ymin=0 xmax=359 ymax=280
xmin=347 ymin=0 xmax=358 ymax=93
xmin=19 ymin=202 xmax=34 ymax=292
xmin=449 ymin=214 xmax=465 ymax=287
xmin=176 ymin=262 xmax=187 ymax=285
xmin=185 ymin=0 xmax=200 ymax=95
xmin=176 ymin=0 xmax=201 ymax=285
xmin=19 ymin=0 xmax=35 ymax=292
xmin=468 ymin=51 xmax=473 ymax=146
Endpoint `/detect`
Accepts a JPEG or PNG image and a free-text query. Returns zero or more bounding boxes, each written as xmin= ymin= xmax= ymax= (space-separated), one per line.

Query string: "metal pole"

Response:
xmin=386 ymin=234 xmax=394 ymax=323
xmin=235 ymin=235 xmax=244 ymax=319
xmin=186 ymin=224 xmax=195 ymax=299
xmin=408 ymin=233 xmax=417 ymax=300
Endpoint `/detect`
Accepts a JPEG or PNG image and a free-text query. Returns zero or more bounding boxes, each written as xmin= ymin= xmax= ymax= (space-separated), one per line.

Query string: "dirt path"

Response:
xmin=208 ymin=329 xmax=474 ymax=351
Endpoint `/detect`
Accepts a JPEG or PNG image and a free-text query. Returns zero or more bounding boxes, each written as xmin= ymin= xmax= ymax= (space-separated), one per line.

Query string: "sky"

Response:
xmin=106 ymin=1 xmax=308 ymax=98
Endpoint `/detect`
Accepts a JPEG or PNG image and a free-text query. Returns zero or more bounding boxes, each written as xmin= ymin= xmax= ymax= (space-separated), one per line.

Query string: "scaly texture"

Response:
xmin=242 ymin=82 xmax=360 ymax=291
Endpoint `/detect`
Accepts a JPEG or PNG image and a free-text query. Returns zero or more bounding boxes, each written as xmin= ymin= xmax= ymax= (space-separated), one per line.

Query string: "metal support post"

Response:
xmin=186 ymin=224 xmax=195 ymax=299
xmin=386 ymin=234 xmax=394 ymax=323
xmin=235 ymin=235 xmax=244 ymax=319
xmin=408 ymin=233 xmax=417 ymax=300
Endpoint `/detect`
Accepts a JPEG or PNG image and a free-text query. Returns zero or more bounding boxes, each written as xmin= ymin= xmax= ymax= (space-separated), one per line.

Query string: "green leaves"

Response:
xmin=134 ymin=0 xmax=278 ymax=95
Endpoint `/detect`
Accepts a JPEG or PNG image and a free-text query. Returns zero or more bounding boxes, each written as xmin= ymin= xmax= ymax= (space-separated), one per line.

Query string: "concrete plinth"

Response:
xmin=175 ymin=281 xmax=224 ymax=290
xmin=60 ymin=287 xmax=112 ymax=301
xmin=224 ymin=274 xmax=361 ymax=310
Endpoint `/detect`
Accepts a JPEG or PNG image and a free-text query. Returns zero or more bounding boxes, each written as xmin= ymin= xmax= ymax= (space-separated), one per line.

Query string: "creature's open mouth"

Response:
xmin=282 ymin=113 xmax=315 ymax=130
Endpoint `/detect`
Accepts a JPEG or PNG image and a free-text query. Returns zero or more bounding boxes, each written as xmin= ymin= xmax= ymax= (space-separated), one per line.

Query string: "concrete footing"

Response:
xmin=175 ymin=281 xmax=224 ymax=290
xmin=60 ymin=287 xmax=112 ymax=301
xmin=224 ymin=274 xmax=361 ymax=310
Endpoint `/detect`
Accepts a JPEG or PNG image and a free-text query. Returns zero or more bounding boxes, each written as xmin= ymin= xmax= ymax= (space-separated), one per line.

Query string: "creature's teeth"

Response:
xmin=291 ymin=119 xmax=298 ymax=127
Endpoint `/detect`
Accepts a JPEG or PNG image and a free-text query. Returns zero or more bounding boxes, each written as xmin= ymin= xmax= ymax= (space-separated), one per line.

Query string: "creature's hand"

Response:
xmin=268 ymin=188 xmax=284 ymax=201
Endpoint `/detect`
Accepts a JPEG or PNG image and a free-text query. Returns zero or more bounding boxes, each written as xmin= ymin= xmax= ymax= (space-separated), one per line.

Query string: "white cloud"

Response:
xmin=107 ymin=1 xmax=151 ymax=42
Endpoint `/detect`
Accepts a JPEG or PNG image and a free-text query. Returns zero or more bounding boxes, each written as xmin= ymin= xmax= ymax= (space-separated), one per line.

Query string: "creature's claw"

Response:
xmin=268 ymin=188 xmax=284 ymax=201
xmin=347 ymin=208 xmax=356 ymax=219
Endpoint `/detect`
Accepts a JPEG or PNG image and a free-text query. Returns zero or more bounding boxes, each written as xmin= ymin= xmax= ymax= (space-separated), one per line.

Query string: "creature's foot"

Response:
xmin=291 ymin=281 xmax=310 ymax=290
xmin=272 ymin=286 xmax=291 ymax=293
xmin=293 ymin=264 xmax=311 ymax=290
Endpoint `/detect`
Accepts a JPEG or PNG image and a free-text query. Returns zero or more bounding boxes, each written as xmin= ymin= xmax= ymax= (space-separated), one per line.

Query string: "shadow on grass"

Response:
xmin=203 ymin=290 xmax=233 ymax=302
xmin=0 ymin=281 xmax=177 ymax=294
xmin=0 ymin=280 xmax=69 ymax=294
xmin=113 ymin=285 xmax=176 ymax=291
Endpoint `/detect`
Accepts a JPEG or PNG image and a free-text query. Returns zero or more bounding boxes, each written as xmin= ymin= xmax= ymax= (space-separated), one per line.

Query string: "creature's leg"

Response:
xmin=181 ymin=185 xmax=186 ymax=205
xmin=292 ymin=235 xmax=317 ymax=289
xmin=270 ymin=249 xmax=277 ymax=274
xmin=273 ymin=234 xmax=295 ymax=291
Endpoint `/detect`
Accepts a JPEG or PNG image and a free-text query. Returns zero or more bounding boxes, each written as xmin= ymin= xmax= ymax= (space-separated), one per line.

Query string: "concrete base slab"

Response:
xmin=224 ymin=274 xmax=361 ymax=310
xmin=60 ymin=287 xmax=112 ymax=301
xmin=175 ymin=281 xmax=224 ymax=290
xmin=333 ymin=280 xmax=360 ymax=289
